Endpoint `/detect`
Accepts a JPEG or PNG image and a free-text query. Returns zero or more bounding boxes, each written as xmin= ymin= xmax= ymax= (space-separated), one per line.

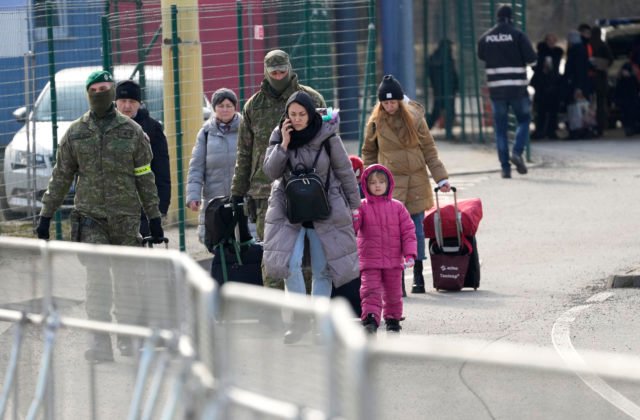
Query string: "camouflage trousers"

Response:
xmin=70 ymin=210 xmax=143 ymax=325
xmin=252 ymin=199 xmax=312 ymax=293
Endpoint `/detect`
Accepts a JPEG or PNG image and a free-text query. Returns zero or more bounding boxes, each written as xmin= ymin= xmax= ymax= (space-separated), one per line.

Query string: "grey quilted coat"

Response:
xmin=186 ymin=113 xmax=241 ymax=242
xmin=262 ymin=116 xmax=361 ymax=287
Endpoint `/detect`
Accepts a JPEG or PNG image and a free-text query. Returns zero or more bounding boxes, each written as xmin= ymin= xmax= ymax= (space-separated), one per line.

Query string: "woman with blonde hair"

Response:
xmin=361 ymin=75 xmax=450 ymax=295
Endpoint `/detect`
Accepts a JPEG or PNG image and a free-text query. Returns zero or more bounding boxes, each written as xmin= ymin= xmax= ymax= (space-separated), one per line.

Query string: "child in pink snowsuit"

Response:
xmin=353 ymin=164 xmax=417 ymax=334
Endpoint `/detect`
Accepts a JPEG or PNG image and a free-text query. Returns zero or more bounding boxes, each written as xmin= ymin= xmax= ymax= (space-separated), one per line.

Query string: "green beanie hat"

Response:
xmin=85 ymin=70 xmax=114 ymax=90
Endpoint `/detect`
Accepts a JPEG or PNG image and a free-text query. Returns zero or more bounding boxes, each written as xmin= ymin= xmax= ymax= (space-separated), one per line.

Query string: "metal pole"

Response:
xmin=441 ymin=0 xmax=453 ymax=139
xmin=304 ymin=0 xmax=311 ymax=84
xmin=136 ymin=0 xmax=147 ymax=95
xmin=423 ymin=0 xmax=430 ymax=113
xmin=468 ymin=0 xmax=484 ymax=143
xmin=456 ymin=0 xmax=467 ymax=141
xmin=399 ymin=0 xmax=416 ymax=98
xmin=24 ymin=53 xmax=35 ymax=223
xmin=358 ymin=0 xmax=376 ymax=152
xmin=171 ymin=5 xmax=186 ymax=252
xmin=101 ymin=15 xmax=113 ymax=75
xmin=46 ymin=1 xmax=62 ymax=240
xmin=236 ymin=0 xmax=245 ymax=108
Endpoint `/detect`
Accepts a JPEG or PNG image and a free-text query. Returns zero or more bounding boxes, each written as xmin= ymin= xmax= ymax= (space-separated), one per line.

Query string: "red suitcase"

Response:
xmin=424 ymin=187 xmax=482 ymax=291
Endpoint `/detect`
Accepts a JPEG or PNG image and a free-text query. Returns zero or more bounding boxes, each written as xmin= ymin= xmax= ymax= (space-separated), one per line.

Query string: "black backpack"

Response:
xmin=283 ymin=136 xmax=333 ymax=224
xmin=204 ymin=196 xmax=252 ymax=253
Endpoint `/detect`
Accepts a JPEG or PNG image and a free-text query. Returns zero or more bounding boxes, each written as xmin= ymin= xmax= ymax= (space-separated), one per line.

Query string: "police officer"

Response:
xmin=477 ymin=4 xmax=536 ymax=178
xmin=230 ymin=49 xmax=324 ymax=289
xmin=36 ymin=70 xmax=164 ymax=362
xmin=115 ymin=79 xmax=171 ymax=234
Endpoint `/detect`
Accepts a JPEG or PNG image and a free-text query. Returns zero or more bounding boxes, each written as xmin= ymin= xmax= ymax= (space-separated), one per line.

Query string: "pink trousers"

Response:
xmin=360 ymin=268 xmax=403 ymax=324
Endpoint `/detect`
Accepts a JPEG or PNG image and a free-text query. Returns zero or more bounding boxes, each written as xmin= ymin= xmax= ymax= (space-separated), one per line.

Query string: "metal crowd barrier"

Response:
xmin=3 ymin=236 xmax=640 ymax=419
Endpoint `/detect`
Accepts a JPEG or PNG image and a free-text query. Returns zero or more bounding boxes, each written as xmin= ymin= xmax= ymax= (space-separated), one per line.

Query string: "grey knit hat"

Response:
xmin=211 ymin=88 xmax=238 ymax=108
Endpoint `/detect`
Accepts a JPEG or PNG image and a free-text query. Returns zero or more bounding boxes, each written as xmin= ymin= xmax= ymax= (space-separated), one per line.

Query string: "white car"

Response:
xmin=2 ymin=65 xmax=211 ymax=217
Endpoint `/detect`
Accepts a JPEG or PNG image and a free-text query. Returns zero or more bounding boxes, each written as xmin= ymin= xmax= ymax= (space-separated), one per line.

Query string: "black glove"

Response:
xmin=231 ymin=195 xmax=244 ymax=205
xmin=36 ymin=216 xmax=52 ymax=240
xmin=148 ymin=217 xmax=164 ymax=242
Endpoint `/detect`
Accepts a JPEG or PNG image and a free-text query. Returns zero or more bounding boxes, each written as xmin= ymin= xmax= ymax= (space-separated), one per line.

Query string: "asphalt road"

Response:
xmin=1 ymin=136 xmax=640 ymax=419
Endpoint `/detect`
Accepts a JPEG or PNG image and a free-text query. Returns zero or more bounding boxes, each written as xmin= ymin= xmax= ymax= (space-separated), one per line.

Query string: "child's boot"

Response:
xmin=385 ymin=318 xmax=402 ymax=333
xmin=411 ymin=260 xmax=426 ymax=293
xmin=361 ymin=313 xmax=378 ymax=335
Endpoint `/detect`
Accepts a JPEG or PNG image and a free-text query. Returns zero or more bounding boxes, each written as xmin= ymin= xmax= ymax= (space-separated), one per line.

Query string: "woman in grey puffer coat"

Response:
xmin=263 ymin=91 xmax=361 ymax=300
xmin=187 ymin=88 xmax=241 ymax=243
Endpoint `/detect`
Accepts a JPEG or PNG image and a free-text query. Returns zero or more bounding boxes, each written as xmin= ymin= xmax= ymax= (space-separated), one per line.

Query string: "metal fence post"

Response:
xmin=170 ymin=5 xmax=186 ymax=252
xmin=236 ymin=0 xmax=245 ymax=108
xmin=358 ymin=0 xmax=376 ymax=153
xmin=46 ymin=0 xmax=62 ymax=241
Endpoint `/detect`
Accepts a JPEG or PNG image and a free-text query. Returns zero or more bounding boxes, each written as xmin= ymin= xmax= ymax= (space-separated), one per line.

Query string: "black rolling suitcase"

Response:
xmin=205 ymin=196 xmax=263 ymax=286
xmin=331 ymin=277 xmax=361 ymax=317
xmin=424 ymin=187 xmax=482 ymax=291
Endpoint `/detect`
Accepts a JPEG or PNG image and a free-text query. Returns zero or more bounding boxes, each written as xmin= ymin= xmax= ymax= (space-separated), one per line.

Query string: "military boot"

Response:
xmin=411 ymin=260 xmax=426 ymax=294
xmin=84 ymin=333 xmax=114 ymax=363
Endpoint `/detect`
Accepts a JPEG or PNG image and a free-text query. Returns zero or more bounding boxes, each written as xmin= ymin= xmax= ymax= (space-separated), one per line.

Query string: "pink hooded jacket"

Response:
xmin=354 ymin=164 xmax=417 ymax=270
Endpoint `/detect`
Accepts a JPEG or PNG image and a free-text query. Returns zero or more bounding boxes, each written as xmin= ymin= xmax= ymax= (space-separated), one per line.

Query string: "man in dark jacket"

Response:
xmin=530 ymin=34 xmax=563 ymax=140
xmin=477 ymin=4 xmax=536 ymax=178
xmin=427 ymin=39 xmax=459 ymax=137
xmin=589 ymin=26 xmax=614 ymax=135
xmin=116 ymin=80 xmax=172 ymax=235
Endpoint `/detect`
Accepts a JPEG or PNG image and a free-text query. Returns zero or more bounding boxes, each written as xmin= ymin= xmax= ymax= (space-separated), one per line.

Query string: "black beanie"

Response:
xmin=377 ymin=75 xmax=404 ymax=102
xmin=497 ymin=4 xmax=512 ymax=21
xmin=115 ymin=80 xmax=141 ymax=102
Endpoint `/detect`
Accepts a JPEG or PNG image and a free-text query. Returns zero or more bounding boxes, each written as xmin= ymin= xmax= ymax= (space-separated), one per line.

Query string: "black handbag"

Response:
xmin=283 ymin=138 xmax=332 ymax=224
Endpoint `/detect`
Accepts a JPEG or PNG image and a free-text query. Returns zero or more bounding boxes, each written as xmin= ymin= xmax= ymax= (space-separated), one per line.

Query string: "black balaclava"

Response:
xmin=88 ymin=85 xmax=116 ymax=119
xmin=280 ymin=91 xmax=322 ymax=149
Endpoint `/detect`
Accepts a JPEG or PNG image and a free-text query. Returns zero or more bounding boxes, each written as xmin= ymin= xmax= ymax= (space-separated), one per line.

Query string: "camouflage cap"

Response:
xmin=264 ymin=50 xmax=291 ymax=72
xmin=85 ymin=70 xmax=114 ymax=90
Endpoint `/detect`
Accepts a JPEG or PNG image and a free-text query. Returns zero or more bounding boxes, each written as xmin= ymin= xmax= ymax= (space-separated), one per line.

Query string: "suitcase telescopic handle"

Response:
xmin=433 ymin=186 xmax=463 ymax=252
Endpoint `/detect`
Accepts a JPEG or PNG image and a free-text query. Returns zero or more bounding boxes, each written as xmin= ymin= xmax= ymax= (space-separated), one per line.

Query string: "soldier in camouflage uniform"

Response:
xmin=36 ymin=70 xmax=164 ymax=363
xmin=231 ymin=50 xmax=325 ymax=289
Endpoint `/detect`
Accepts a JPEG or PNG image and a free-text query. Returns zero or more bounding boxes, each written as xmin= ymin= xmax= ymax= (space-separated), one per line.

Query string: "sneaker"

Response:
xmin=361 ymin=313 xmax=378 ymax=335
xmin=509 ymin=154 xmax=528 ymax=174
xmin=385 ymin=318 xmax=402 ymax=333
xmin=501 ymin=170 xmax=511 ymax=179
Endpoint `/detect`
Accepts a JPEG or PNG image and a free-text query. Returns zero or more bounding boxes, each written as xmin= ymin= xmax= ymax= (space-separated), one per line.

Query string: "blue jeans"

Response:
xmin=286 ymin=228 xmax=332 ymax=297
xmin=411 ymin=212 xmax=426 ymax=260
xmin=491 ymin=97 xmax=531 ymax=172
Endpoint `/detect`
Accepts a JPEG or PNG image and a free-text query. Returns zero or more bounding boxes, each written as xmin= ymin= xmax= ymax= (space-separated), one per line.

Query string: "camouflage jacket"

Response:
xmin=230 ymin=73 xmax=325 ymax=199
xmin=40 ymin=109 xmax=161 ymax=220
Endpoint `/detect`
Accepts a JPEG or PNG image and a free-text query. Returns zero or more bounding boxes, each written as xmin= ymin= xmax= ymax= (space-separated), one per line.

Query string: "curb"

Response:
xmin=608 ymin=271 xmax=640 ymax=288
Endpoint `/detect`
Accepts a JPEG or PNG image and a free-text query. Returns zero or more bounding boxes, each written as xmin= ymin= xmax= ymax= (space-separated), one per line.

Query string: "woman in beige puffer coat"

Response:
xmin=361 ymin=75 xmax=450 ymax=295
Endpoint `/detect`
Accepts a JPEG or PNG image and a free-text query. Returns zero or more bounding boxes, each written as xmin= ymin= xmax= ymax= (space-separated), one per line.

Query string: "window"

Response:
xmin=33 ymin=0 xmax=68 ymax=40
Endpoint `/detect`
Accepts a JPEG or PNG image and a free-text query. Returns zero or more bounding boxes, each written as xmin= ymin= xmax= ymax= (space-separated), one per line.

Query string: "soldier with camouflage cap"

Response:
xmin=231 ymin=49 xmax=325 ymax=288
xmin=36 ymin=69 xmax=165 ymax=362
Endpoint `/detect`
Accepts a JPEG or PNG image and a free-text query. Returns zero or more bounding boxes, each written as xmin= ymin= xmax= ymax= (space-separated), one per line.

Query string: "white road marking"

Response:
xmin=551 ymin=292 xmax=640 ymax=419
xmin=586 ymin=292 xmax=614 ymax=303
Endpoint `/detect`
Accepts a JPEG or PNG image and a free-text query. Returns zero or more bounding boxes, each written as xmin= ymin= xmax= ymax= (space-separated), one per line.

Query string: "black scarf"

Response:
xmin=280 ymin=91 xmax=322 ymax=149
